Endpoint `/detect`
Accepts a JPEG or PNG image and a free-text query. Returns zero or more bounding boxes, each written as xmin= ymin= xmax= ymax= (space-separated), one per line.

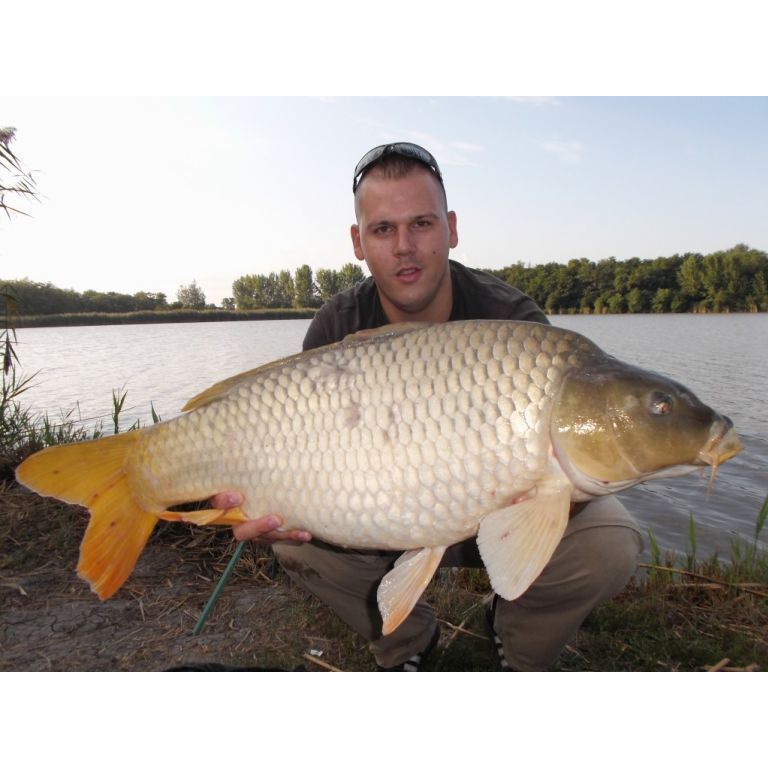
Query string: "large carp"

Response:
xmin=16 ymin=320 xmax=741 ymax=634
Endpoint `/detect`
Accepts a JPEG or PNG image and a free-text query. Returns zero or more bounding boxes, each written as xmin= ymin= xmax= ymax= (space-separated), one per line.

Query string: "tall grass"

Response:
xmin=644 ymin=491 xmax=768 ymax=586
xmin=1 ymin=290 xmax=47 ymax=468
xmin=728 ymin=492 xmax=768 ymax=581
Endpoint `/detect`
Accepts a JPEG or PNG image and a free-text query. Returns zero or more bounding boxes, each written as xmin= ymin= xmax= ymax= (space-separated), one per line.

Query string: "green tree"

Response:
xmin=747 ymin=271 xmax=768 ymax=312
xmin=293 ymin=265 xmax=317 ymax=308
xmin=176 ymin=280 xmax=206 ymax=309
xmin=133 ymin=291 xmax=168 ymax=310
xmin=276 ymin=270 xmax=295 ymax=308
xmin=261 ymin=273 xmax=282 ymax=308
xmin=651 ymin=287 xmax=672 ymax=313
xmin=314 ymin=263 xmax=366 ymax=302
xmin=606 ymin=293 xmax=626 ymax=314
xmin=232 ymin=274 xmax=260 ymax=309
xmin=677 ymin=253 xmax=705 ymax=311
xmin=338 ymin=262 xmax=366 ymax=291
xmin=625 ymin=287 xmax=649 ymax=313
xmin=82 ymin=290 xmax=136 ymax=313
xmin=593 ymin=295 xmax=606 ymax=314
xmin=543 ymin=263 xmax=578 ymax=314
xmin=315 ymin=268 xmax=342 ymax=303
xmin=717 ymin=244 xmax=764 ymax=312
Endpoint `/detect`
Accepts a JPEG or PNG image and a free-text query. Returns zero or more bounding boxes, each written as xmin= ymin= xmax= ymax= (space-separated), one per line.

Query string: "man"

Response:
xmin=215 ymin=143 xmax=643 ymax=671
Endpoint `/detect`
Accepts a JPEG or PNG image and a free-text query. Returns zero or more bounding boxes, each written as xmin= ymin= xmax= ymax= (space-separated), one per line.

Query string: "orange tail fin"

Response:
xmin=15 ymin=432 xmax=157 ymax=599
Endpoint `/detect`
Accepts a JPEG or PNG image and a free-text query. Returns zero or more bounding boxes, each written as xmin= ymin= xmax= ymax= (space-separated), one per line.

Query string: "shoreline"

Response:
xmin=15 ymin=308 xmax=317 ymax=328
xmin=15 ymin=308 xmax=764 ymax=329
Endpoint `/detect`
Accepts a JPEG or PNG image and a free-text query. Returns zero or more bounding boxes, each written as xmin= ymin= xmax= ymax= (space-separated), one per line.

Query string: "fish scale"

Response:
xmin=129 ymin=320 xmax=579 ymax=550
xmin=16 ymin=319 xmax=741 ymax=633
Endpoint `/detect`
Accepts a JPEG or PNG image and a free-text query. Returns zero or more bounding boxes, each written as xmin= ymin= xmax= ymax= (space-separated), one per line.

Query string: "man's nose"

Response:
xmin=394 ymin=225 xmax=414 ymax=254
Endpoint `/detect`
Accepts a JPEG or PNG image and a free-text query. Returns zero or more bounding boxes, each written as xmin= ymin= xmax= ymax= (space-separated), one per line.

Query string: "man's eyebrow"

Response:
xmin=367 ymin=212 xmax=439 ymax=227
xmin=366 ymin=218 xmax=393 ymax=229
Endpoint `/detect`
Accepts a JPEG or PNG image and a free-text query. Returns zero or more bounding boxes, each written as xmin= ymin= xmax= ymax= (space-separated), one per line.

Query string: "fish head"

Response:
xmin=551 ymin=358 xmax=742 ymax=496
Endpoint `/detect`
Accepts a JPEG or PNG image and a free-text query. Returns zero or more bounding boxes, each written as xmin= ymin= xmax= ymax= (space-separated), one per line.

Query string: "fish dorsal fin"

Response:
xmin=377 ymin=545 xmax=446 ymax=636
xmin=182 ymin=322 xmax=432 ymax=412
xmin=340 ymin=321 xmax=432 ymax=344
xmin=181 ymin=348 xmax=316 ymax=412
xmin=476 ymin=481 xmax=571 ymax=602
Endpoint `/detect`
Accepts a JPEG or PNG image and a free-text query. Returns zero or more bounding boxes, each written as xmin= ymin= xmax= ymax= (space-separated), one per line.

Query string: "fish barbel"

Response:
xmin=16 ymin=320 xmax=742 ymax=634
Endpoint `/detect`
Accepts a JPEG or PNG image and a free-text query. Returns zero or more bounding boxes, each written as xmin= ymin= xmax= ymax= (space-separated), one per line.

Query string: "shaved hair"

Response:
xmin=353 ymin=157 xmax=448 ymax=220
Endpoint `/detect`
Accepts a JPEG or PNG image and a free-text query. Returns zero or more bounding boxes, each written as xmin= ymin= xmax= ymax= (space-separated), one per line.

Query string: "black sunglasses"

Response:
xmin=352 ymin=142 xmax=443 ymax=193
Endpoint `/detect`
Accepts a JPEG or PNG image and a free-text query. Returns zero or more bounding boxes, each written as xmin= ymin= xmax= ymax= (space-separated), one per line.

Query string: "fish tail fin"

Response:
xmin=15 ymin=432 xmax=157 ymax=599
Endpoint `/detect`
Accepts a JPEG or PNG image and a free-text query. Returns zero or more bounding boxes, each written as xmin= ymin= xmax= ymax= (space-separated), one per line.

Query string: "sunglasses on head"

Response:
xmin=352 ymin=142 xmax=443 ymax=193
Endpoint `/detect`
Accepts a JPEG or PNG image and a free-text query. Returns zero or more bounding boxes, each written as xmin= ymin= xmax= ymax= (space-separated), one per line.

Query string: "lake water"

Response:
xmin=13 ymin=314 xmax=768 ymax=561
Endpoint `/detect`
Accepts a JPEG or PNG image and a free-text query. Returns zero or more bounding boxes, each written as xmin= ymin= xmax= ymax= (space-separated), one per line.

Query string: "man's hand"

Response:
xmin=210 ymin=492 xmax=312 ymax=544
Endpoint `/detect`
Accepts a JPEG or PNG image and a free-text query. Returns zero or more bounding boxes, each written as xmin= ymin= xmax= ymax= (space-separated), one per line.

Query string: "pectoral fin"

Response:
xmin=477 ymin=483 xmax=571 ymax=602
xmin=377 ymin=546 xmax=446 ymax=636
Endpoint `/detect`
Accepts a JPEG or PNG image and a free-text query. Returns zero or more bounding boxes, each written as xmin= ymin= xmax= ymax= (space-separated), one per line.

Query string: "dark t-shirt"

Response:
xmin=300 ymin=261 xmax=548 ymax=565
xmin=302 ymin=259 xmax=548 ymax=351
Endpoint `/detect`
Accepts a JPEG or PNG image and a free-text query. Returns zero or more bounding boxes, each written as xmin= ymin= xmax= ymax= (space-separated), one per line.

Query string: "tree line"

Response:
xmin=0 ymin=281 xmax=173 ymax=316
xmin=230 ymin=263 xmax=365 ymax=309
xmin=0 ymin=265 xmax=367 ymax=316
xmin=487 ymin=244 xmax=767 ymax=314
xmin=2 ymin=245 xmax=766 ymax=317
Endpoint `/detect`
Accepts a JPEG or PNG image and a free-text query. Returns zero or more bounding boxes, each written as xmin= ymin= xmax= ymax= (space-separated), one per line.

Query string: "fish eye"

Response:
xmin=650 ymin=392 xmax=673 ymax=416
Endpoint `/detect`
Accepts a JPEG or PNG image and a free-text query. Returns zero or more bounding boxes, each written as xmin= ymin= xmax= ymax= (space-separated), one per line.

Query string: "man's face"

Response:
xmin=351 ymin=167 xmax=458 ymax=323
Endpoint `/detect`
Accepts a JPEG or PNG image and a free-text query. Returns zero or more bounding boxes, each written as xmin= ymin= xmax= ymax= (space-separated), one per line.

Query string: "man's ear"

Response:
xmin=351 ymin=224 xmax=365 ymax=261
xmin=448 ymin=211 xmax=459 ymax=249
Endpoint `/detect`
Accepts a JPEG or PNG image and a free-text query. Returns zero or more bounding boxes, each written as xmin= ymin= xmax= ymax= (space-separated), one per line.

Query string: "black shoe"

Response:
xmin=485 ymin=595 xmax=512 ymax=671
xmin=376 ymin=625 xmax=440 ymax=671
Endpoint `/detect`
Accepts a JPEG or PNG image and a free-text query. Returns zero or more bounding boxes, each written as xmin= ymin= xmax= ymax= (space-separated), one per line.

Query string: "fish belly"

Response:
xmin=133 ymin=321 xmax=586 ymax=550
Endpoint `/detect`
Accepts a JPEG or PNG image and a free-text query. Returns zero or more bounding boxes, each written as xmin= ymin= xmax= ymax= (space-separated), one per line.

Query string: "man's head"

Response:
xmin=352 ymin=142 xmax=447 ymax=214
xmin=351 ymin=143 xmax=458 ymax=323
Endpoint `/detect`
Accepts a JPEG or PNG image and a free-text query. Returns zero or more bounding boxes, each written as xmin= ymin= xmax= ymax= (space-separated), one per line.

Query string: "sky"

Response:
xmin=3 ymin=96 xmax=766 ymax=306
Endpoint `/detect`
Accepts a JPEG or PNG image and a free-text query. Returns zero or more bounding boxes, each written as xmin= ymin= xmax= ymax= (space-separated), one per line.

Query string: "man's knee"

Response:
xmin=564 ymin=496 xmax=643 ymax=595
xmin=523 ymin=499 xmax=643 ymax=609
xmin=571 ymin=523 xmax=644 ymax=601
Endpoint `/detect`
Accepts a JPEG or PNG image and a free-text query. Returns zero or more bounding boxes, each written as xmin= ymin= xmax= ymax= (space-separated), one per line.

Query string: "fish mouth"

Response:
xmin=697 ymin=419 xmax=742 ymax=468
xmin=697 ymin=419 xmax=742 ymax=495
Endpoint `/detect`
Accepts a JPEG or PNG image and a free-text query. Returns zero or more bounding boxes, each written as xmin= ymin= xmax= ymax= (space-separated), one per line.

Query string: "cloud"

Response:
xmin=538 ymin=138 xmax=585 ymax=164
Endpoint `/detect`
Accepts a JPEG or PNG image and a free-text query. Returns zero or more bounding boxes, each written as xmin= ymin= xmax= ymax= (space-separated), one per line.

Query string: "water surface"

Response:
xmin=15 ymin=314 xmax=767 ymax=560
